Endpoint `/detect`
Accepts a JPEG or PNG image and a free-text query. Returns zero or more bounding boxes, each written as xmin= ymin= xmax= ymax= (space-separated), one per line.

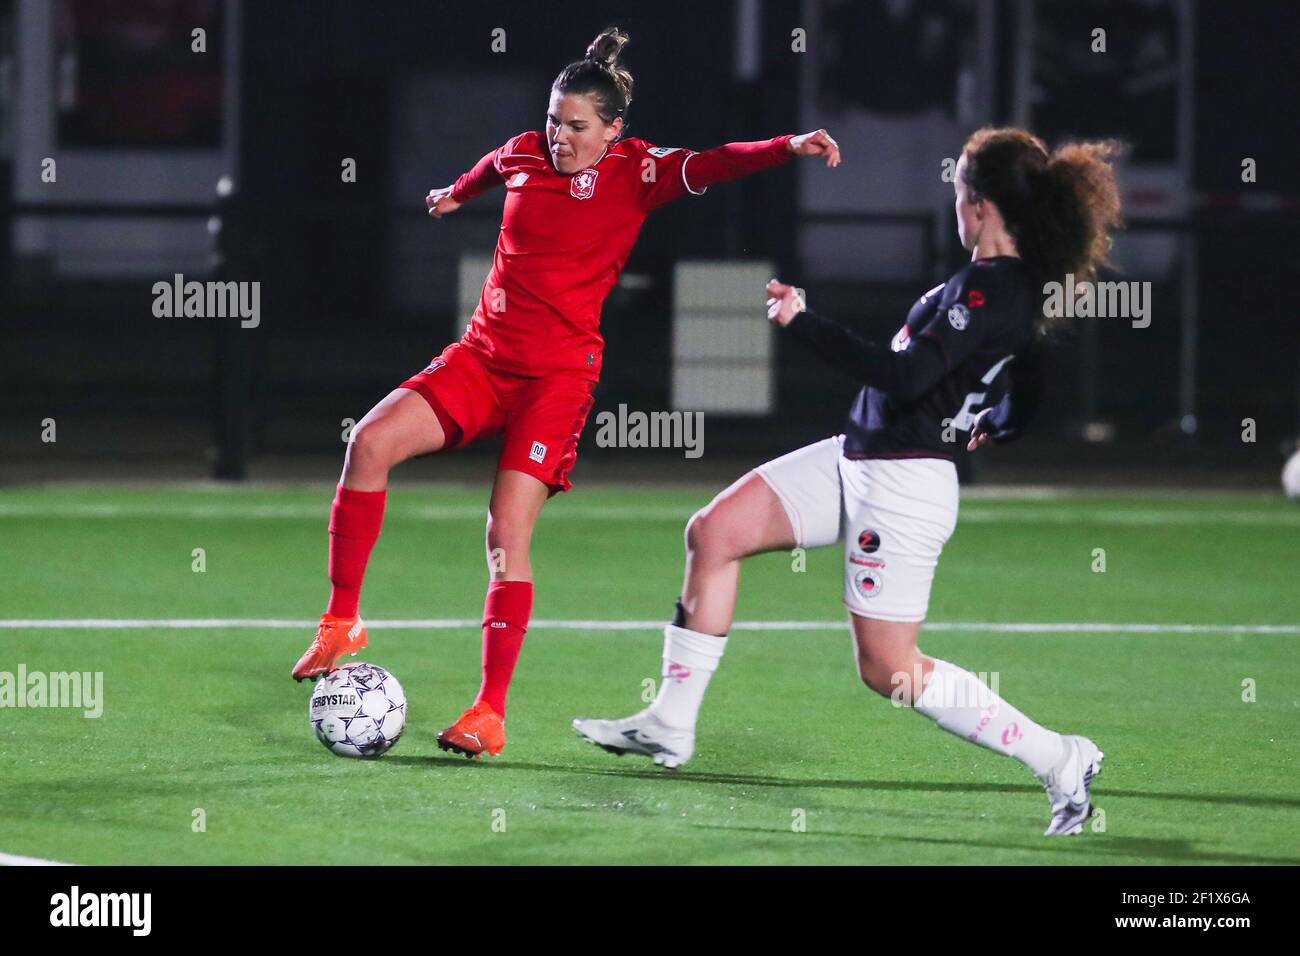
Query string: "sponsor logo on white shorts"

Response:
xmin=853 ymin=568 xmax=884 ymax=598
xmin=529 ymin=440 xmax=547 ymax=463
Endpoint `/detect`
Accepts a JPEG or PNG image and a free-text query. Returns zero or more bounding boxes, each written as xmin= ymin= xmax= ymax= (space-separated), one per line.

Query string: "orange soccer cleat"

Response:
xmin=436 ymin=701 xmax=506 ymax=758
xmin=291 ymin=613 xmax=368 ymax=682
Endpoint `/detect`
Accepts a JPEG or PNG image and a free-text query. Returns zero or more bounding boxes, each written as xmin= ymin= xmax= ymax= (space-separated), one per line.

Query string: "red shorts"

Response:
xmin=397 ymin=342 xmax=597 ymax=495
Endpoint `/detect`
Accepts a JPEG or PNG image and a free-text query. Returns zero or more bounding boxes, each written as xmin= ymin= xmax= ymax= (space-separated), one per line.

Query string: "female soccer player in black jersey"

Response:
xmin=575 ymin=127 xmax=1123 ymax=836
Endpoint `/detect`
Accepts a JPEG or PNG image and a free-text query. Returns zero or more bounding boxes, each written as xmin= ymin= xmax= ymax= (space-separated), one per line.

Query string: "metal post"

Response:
xmin=211 ymin=177 xmax=250 ymax=481
xmin=1177 ymin=231 xmax=1198 ymax=437
xmin=1082 ymin=315 xmax=1098 ymax=424
xmin=1176 ymin=0 xmax=1198 ymax=438
xmin=1011 ymin=0 xmax=1035 ymax=129
xmin=212 ymin=3 xmax=249 ymax=480
xmin=15 ymin=0 xmax=54 ymax=271
xmin=974 ymin=0 xmax=996 ymax=124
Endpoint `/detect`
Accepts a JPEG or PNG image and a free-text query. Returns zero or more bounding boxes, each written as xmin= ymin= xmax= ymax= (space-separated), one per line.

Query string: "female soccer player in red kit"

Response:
xmin=290 ymin=28 xmax=841 ymax=759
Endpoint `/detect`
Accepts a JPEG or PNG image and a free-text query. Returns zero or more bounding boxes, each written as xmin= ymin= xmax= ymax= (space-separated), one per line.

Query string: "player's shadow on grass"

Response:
xmin=399 ymin=755 xmax=1300 ymax=816
xmin=690 ymin=825 xmax=1300 ymax=866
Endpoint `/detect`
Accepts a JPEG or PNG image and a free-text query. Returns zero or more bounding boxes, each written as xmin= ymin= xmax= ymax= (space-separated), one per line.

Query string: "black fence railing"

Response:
xmin=4 ymin=194 xmax=1297 ymax=479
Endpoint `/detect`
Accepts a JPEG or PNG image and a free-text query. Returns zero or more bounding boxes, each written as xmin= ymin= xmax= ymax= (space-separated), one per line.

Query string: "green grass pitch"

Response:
xmin=1 ymin=482 xmax=1298 ymax=865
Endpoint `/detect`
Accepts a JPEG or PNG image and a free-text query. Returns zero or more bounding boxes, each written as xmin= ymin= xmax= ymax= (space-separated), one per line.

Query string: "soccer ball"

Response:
xmin=1284 ymin=449 xmax=1300 ymax=500
xmin=309 ymin=662 xmax=407 ymax=758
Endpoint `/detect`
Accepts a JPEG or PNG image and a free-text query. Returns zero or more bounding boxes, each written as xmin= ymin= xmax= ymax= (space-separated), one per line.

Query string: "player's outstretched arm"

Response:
xmin=426 ymin=142 xmax=509 ymax=218
xmin=683 ymin=128 xmax=840 ymax=189
xmin=765 ymin=278 xmax=948 ymax=402
xmin=638 ymin=129 xmax=838 ymax=210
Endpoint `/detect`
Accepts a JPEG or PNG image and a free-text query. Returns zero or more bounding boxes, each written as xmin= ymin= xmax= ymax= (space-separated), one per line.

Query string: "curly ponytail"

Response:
xmin=961 ymin=128 xmax=1124 ymax=326
xmin=553 ymin=28 xmax=634 ymax=129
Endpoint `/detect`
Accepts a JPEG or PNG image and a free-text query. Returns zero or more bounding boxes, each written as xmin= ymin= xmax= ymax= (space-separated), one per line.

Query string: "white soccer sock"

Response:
xmin=649 ymin=624 xmax=727 ymax=731
xmin=914 ymin=657 xmax=1065 ymax=779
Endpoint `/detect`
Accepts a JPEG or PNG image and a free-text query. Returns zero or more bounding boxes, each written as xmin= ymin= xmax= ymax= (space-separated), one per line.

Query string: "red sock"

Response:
xmin=325 ymin=485 xmax=387 ymax=618
xmin=475 ymin=580 xmax=534 ymax=717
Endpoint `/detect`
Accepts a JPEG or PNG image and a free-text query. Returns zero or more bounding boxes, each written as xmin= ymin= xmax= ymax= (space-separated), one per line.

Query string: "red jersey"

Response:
xmin=448 ymin=131 xmax=795 ymax=380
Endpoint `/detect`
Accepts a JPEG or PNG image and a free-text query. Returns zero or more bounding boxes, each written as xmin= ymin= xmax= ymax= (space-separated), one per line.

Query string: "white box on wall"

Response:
xmin=672 ymin=260 xmax=774 ymax=415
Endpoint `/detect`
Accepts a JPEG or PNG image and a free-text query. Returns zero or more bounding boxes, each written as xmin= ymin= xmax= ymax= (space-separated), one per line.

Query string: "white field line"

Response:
xmin=0 ymin=851 xmax=76 ymax=866
xmin=0 ymin=619 xmax=1296 ymax=635
xmin=10 ymin=481 xmax=1283 ymax=500
xmin=0 ymin=501 xmax=1296 ymax=526
xmin=956 ymin=508 xmax=1300 ymax=526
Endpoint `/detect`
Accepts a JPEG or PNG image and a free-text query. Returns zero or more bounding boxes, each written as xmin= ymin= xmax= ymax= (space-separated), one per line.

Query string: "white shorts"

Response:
xmin=754 ymin=435 xmax=959 ymax=622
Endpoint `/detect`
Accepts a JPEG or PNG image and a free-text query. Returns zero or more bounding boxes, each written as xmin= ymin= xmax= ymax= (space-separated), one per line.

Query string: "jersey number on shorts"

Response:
xmin=952 ymin=354 xmax=1014 ymax=432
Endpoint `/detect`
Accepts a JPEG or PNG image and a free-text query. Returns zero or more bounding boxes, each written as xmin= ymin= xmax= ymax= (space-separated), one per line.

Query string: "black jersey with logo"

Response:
xmin=786 ymin=256 xmax=1045 ymax=460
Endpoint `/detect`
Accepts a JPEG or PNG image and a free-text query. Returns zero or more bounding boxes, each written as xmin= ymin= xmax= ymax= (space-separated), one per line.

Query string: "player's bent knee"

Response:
xmin=347 ymin=420 xmax=400 ymax=473
xmin=485 ymin=513 xmax=534 ymax=555
xmin=685 ymin=504 xmax=734 ymax=561
xmin=686 ymin=471 xmax=795 ymax=566
xmin=684 ymin=508 xmax=709 ymax=555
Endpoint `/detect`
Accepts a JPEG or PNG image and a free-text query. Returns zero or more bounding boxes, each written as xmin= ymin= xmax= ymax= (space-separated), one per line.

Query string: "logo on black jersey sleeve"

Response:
xmin=950 ymin=286 xmax=986 ymax=328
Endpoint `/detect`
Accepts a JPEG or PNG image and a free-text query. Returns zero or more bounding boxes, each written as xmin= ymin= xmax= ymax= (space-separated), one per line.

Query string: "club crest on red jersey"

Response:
xmin=570 ymin=168 xmax=599 ymax=200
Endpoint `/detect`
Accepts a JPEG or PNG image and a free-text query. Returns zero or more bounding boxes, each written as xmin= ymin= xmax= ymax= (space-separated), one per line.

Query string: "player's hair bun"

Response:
xmin=586 ymin=27 xmax=629 ymax=68
xmin=553 ymin=27 xmax=634 ymax=129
